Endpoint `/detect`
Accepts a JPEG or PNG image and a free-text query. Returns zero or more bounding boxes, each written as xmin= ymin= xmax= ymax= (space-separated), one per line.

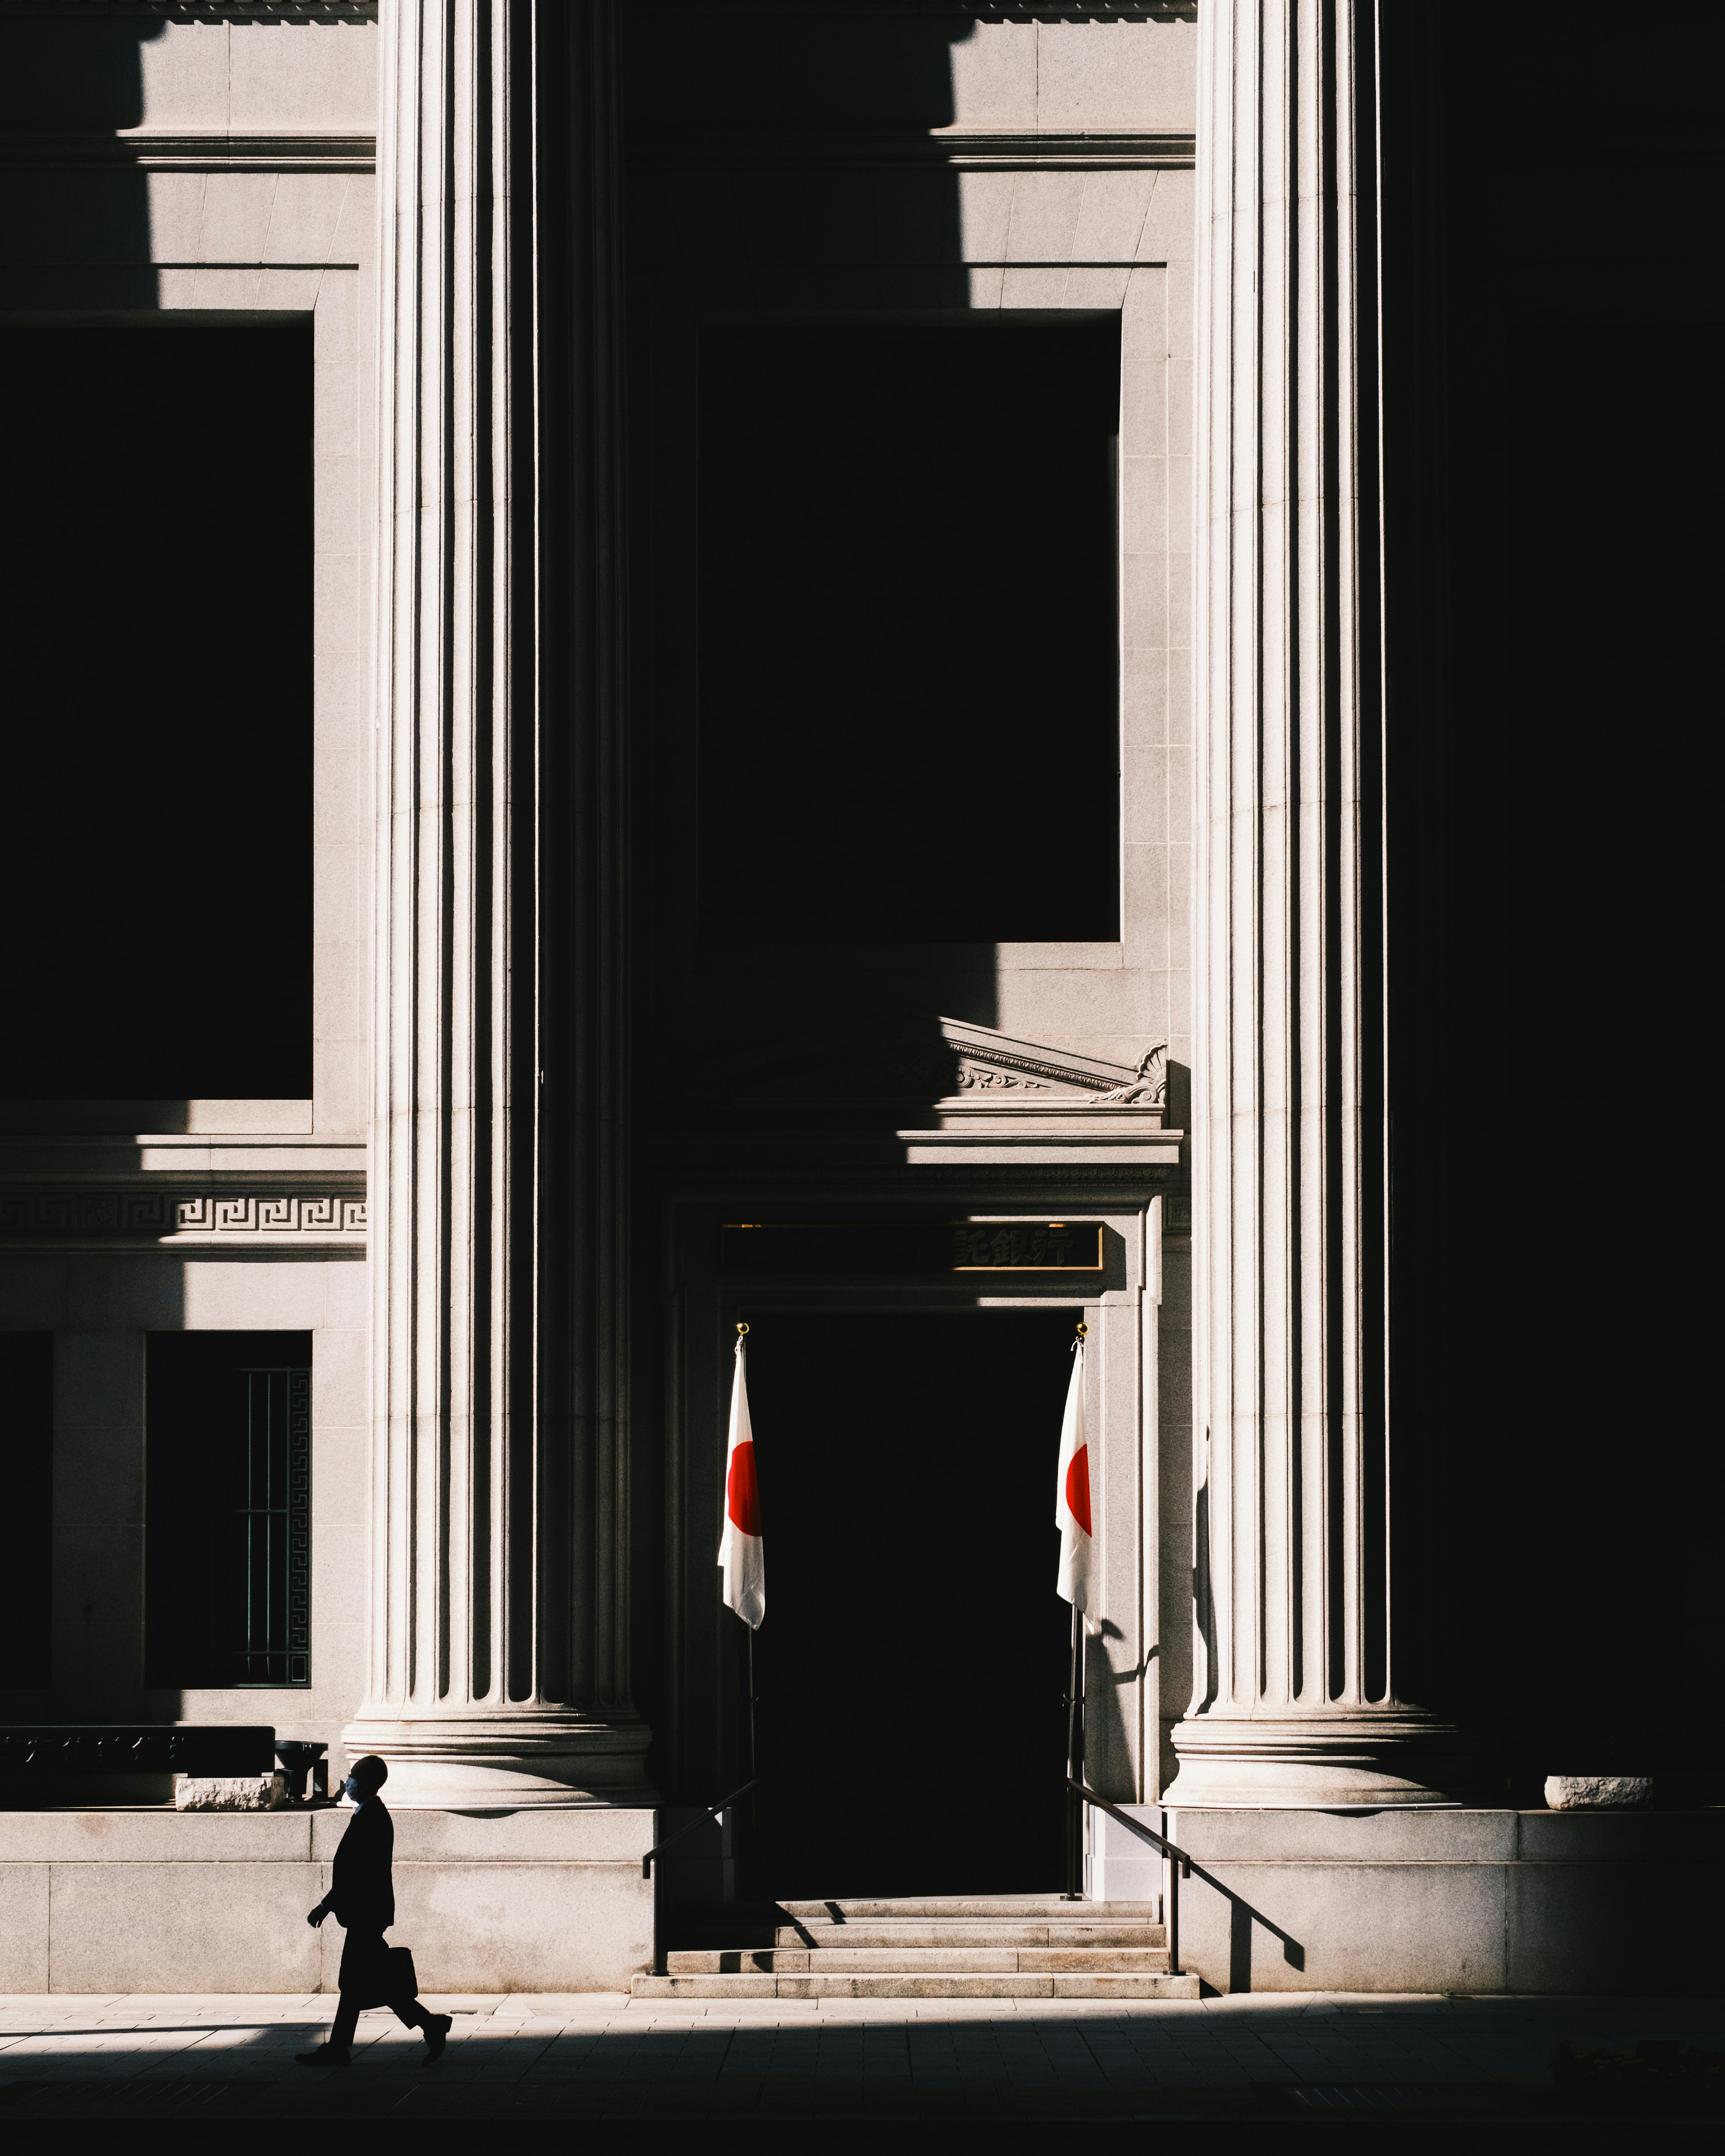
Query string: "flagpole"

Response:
xmin=746 ymin=1622 xmax=757 ymax=1785
xmin=735 ymin=1320 xmax=761 ymax=1895
xmin=1062 ymin=1318 xmax=1089 ymax=1900
xmin=1065 ymin=1600 xmax=1083 ymax=1898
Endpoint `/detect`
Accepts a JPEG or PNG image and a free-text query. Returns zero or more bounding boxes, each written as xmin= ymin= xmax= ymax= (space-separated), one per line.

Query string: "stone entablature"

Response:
xmin=632 ymin=125 xmax=1194 ymax=173
xmin=0 ymin=3 xmax=376 ymax=18
xmin=0 ymin=1189 xmax=365 ymax=1246
xmin=0 ymin=1133 xmax=367 ymax=1250
xmin=0 ymin=131 xmax=376 ymax=170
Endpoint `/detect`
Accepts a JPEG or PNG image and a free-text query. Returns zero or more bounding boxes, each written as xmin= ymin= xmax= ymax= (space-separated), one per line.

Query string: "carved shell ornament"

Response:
xmin=1088 ymin=1043 xmax=1168 ymax=1106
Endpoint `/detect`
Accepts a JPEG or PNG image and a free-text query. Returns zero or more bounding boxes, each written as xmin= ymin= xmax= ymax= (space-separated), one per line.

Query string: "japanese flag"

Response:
xmin=1055 ymin=1335 xmax=1092 ymax=1613
xmin=718 ymin=1332 xmax=765 ymax=1627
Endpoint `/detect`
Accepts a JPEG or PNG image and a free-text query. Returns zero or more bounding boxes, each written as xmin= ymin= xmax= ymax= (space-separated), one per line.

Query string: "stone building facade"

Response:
xmin=0 ymin=0 xmax=1716 ymax=1995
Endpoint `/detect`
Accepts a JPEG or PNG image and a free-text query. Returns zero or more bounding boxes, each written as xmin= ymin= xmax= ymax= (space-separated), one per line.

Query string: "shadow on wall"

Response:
xmin=0 ymin=1280 xmax=192 ymax=1804
xmin=0 ymin=17 xmax=317 ymax=1105
xmin=626 ymin=6 xmax=1126 ymax=1094
xmin=0 ymin=13 xmax=159 ymax=307
xmin=1222 ymin=1878 xmax=1305 ymax=1992
xmin=1388 ymin=2 xmax=1725 ymax=1814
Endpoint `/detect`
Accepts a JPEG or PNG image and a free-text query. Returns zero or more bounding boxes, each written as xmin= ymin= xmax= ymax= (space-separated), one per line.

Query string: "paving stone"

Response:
xmin=0 ymin=1988 xmax=1719 ymax=2122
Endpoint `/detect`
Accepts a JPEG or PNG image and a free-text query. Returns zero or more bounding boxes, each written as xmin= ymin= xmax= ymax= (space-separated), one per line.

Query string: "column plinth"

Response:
xmin=347 ymin=0 xmax=648 ymax=1810
xmin=1167 ymin=1714 xmax=1469 ymax=1811
xmin=1166 ymin=0 xmax=1464 ymax=1810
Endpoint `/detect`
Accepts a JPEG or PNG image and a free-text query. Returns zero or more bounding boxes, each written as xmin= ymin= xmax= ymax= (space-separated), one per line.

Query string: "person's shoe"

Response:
xmin=294 ymin=2043 xmax=350 ymax=2068
xmin=422 ymin=2013 xmax=454 ymax=2064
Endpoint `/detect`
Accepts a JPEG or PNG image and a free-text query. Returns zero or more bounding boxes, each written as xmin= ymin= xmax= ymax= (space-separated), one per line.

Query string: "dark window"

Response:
xmin=146 ymin=1332 xmax=311 ymax=1688
xmin=0 ymin=324 xmax=314 ymax=1098
xmin=0 ymin=1333 xmax=53 ymax=1688
xmin=699 ymin=319 xmax=1121 ymax=942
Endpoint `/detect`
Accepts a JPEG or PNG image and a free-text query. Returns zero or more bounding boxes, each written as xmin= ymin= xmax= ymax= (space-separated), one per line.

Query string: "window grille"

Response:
xmin=235 ymin=1368 xmax=312 ymax=1686
xmin=144 ymin=1331 xmax=314 ymax=1691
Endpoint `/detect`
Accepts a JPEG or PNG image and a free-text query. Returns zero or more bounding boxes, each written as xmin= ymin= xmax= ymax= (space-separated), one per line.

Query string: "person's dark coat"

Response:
xmin=328 ymin=1796 xmax=395 ymax=1933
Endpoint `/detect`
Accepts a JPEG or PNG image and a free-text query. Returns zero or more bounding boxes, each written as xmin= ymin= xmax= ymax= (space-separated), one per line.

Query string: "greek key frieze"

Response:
xmin=0 ymin=1191 xmax=367 ymax=1240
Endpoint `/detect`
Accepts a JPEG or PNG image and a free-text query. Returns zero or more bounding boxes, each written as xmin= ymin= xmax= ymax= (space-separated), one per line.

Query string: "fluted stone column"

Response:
xmin=346 ymin=0 xmax=649 ymax=1807
xmin=1166 ymin=0 xmax=1464 ymax=1807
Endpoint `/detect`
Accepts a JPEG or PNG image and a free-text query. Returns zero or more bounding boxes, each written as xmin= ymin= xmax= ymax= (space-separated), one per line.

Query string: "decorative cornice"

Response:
xmin=938 ymin=2 xmax=1193 ymax=13
xmin=898 ymin=1122 xmax=1183 ymax=1168
xmin=653 ymin=4 xmax=1193 ymax=17
xmin=632 ymin=126 xmax=1193 ymax=172
xmin=0 ymin=1188 xmax=366 ymax=1246
xmin=0 ymin=1132 xmax=365 ymax=1179
xmin=0 ymin=4 xmax=375 ymax=18
xmin=0 ymin=131 xmax=375 ymax=171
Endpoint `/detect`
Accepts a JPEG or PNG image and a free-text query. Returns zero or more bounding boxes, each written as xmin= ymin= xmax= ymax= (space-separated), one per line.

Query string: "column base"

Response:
xmin=1163 ymin=1709 xmax=1471 ymax=1808
xmin=342 ymin=1711 xmax=655 ymax=1808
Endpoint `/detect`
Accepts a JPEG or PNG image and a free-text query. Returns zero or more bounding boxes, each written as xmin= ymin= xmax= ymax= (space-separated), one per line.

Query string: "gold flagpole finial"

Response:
xmin=1075 ymin=1319 xmax=1088 ymax=1340
xmin=736 ymin=1321 xmax=750 ymax=1338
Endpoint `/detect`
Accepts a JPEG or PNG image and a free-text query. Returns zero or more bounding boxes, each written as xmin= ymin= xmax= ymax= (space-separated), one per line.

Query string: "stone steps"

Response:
xmin=776 ymin=1896 xmax=1152 ymax=1920
xmin=633 ymin=1971 xmax=1200 ymax=2001
xmin=667 ymin=1946 xmax=1173 ymax=1974
xmin=774 ymin=1923 xmax=1167 ymax=1948
xmin=638 ymin=1892 xmax=1195 ymax=2001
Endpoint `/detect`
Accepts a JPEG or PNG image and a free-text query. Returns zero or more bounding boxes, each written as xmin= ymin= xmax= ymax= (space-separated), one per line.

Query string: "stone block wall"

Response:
xmin=0 ymin=1807 xmax=656 ymax=1994
xmin=1162 ymin=1809 xmax=1725 ymax=1997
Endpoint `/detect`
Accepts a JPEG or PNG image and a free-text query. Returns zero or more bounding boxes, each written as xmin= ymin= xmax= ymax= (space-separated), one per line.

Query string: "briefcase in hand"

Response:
xmin=354 ymin=1943 xmax=419 ymax=2009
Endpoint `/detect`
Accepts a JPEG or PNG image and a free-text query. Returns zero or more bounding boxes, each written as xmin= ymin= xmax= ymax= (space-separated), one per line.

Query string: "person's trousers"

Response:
xmin=329 ymin=1929 xmax=433 ymax=2052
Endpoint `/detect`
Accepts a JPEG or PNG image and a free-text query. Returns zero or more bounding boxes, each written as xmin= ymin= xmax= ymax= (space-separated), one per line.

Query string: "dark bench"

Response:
xmin=0 ymin=1727 xmax=329 ymax=1801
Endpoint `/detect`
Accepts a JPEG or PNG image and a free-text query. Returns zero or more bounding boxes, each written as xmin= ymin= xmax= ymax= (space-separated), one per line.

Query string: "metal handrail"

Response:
xmin=644 ymin=1778 xmax=761 ymax=1980
xmin=642 ymin=1778 xmax=759 ymax=1880
xmin=1068 ymin=1778 xmax=1190 ymax=1977
xmin=1068 ymin=1779 xmax=1194 ymax=1874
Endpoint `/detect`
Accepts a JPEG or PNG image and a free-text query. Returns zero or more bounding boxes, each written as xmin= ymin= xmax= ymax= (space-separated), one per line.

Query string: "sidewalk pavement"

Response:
xmin=0 ymin=1989 xmax=1719 ymax=2128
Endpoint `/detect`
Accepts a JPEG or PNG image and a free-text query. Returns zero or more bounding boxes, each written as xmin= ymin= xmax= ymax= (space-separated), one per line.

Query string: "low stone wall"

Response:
xmin=1135 ymin=1808 xmax=1723 ymax=1996
xmin=0 ymin=1806 xmax=656 ymax=1993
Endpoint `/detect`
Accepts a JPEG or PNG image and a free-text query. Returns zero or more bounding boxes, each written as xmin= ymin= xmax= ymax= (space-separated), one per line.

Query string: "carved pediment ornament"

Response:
xmin=954 ymin=1061 xmax=1052 ymax=1093
xmin=695 ymin=1015 xmax=1167 ymax=1109
xmin=1085 ymin=1043 xmax=1168 ymax=1108
xmin=937 ymin=1020 xmax=1167 ymax=1107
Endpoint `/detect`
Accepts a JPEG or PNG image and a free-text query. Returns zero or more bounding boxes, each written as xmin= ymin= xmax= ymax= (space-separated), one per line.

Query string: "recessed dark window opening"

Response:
xmin=0 ymin=324 xmax=314 ymax=1098
xmin=0 ymin=1333 xmax=53 ymax=1688
xmin=146 ymin=1331 xmax=313 ymax=1689
xmin=699 ymin=318 xmax=1121 ymax=942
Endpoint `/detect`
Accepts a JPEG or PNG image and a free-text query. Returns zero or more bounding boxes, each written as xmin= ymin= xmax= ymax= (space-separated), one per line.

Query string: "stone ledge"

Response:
xmin=1164 ymin=1807 xmax=1725 ymax=1864
xmin=0 ymin=1811 xmax=317 ymax=1862
xmin=1156 ymin=1807 xmax=1725 ymax=1995
xmin=0 ymin=1807 xmax=656 ymax=1994
xmin=0 ymin=1805 xmax=658 ymax=1864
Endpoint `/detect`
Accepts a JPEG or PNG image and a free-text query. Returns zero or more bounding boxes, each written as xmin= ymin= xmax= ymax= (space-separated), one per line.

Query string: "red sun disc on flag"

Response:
xmin=1065 ymin=1444 xmax=1092 ymax=1536
xmin=727 ymin=1441 xmax=761 ymax=1536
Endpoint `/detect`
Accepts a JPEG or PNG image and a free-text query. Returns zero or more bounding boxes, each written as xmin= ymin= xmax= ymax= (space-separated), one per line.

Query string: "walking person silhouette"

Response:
xmin=296 ymin=1754 xmax=453 ymax=2068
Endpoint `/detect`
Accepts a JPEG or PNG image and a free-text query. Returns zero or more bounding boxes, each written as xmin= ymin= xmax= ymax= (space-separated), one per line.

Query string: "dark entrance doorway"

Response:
xmin=743 ymin=1309 xmax=1077 ymax=1900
